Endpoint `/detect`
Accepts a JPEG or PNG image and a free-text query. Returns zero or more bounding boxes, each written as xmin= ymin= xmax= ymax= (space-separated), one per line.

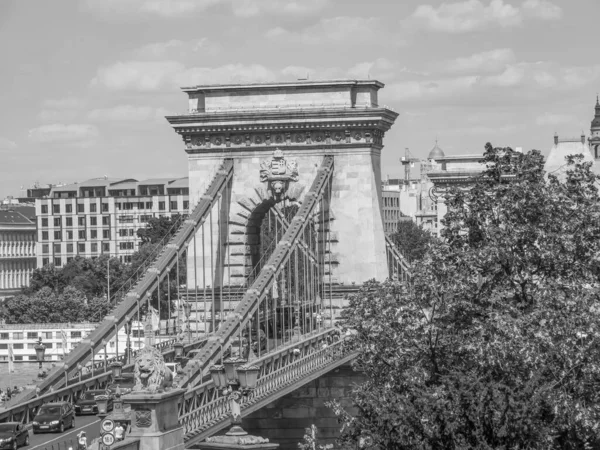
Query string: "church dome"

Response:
xmin=428 ymin=141 xmax=445 ymax=160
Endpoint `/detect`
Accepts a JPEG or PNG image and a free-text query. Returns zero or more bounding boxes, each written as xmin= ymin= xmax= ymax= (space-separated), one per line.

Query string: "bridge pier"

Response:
xmin=167 ymin=80 xmax=398 ymax=291
xmin=239 ymin=363 xmax=364 ymax=450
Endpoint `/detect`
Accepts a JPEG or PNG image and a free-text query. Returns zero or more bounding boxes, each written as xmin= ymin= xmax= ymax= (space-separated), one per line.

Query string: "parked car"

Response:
xmin=75 ymin=389 xmax=113 ymax=416
xmin=32 ymin=401 xmax=75 ymax=434
xmin=0 ymin=422 xmax=29 ymax=449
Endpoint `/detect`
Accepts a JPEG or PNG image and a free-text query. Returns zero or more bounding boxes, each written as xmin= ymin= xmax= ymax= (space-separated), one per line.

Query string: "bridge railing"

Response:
xmin=3 ymin=159 xmax=234 ymax=409
xmin=178 ymin=155 xmax=335 ymax=389
xmin=385 ymin=235 xmax=411 ymax=281
xmin=0 ymin=335 xmax=210 ymax=424
xmin=180 ymin=327 xmax=352 ymax=443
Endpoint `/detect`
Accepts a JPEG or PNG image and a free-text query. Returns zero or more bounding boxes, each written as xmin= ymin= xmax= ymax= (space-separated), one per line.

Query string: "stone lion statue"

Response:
xmin=132 ymin=346 xmax=173 ymax=394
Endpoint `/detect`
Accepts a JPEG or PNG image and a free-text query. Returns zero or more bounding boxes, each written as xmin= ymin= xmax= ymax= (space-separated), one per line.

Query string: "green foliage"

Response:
xmin=298 ymin=425 xmax=333 ymax=450
xmin=2 ymin=286 xmax=110 ymax=324
xmin=335 ymin=145 xmax=600 ymax=449
xmin=137 ymin=214 xmax=183 ymax=245
xmin=391 ymin=219 xmax=435 ymax=262
xmin=24 ymin=255 xmax=128 ymax=300
xmin=3 ymin=214 xmax=186 ymax=324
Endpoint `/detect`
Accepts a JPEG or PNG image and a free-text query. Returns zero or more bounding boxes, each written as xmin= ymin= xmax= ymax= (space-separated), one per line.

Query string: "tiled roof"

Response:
xmin=168 ymin=177 xmax=189 ymax=188
xmin=0 ymin=210 xmax=34 ymax=225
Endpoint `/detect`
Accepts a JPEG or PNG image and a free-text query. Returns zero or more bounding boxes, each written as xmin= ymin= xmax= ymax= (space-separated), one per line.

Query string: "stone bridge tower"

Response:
xmin=167 ymin=80 xmax=398 ymax=290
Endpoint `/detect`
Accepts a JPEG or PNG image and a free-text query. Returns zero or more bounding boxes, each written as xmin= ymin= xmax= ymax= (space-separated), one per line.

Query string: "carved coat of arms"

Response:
xmin=260 ymin=149 xmax=299 ymax=201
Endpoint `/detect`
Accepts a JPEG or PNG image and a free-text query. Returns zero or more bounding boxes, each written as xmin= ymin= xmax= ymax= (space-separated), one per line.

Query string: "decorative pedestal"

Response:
xmin=122 ymin=389 xmax=185 ymax=450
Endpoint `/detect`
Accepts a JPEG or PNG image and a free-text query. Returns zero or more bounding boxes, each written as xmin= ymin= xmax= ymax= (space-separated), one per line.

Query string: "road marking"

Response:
xmin=29 ymin=419 xmax=101 ymax=450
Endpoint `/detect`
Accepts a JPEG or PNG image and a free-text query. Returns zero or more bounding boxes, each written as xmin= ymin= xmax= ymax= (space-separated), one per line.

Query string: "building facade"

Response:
xmin=589 ymin=96 xmax=600 ymax=159
xmin=0 ymin=207 xmax=36 ymax=298
xmin=0 ymin=321 xmax=152 ymax=363
xmin=35 ymin=177 xmax=189 ymax=267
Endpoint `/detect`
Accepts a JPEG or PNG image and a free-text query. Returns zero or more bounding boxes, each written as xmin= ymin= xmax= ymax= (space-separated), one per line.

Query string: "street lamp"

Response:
xmin=209 ymin=340 xmax=260 ymax=436
xmin=124 ymin=317 xmax=133 ymax=365
xmin=110 ymin=361 xmax=123 ymax=380
xmin=184 ymin=302 xmax=192 ymax=343
xmin=34 ymin=337 xmax=46 ymax=377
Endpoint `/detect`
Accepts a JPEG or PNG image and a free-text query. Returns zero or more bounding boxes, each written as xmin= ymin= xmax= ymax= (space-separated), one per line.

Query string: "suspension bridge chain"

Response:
xmin=0 ymin=160 xmax=235 ymax=418
xmin=385 ymin=235 xmax=412 ymax=282
xmin=177 ymin=155 xmax=335 ymax=389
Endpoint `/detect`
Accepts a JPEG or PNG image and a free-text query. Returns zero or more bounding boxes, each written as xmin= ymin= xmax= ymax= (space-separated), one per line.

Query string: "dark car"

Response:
xmin=32 ymin=401 xmax=75 ymax=434
xmin=0 ymin=422 xmax=29 ymax=449
xmin=75 ymin=390 xmax=113 ymax=416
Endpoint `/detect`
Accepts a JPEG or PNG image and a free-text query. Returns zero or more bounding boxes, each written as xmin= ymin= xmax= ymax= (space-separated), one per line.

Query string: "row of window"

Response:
xmin=42 ymin=252 xmax=134 ymax=267
xmin=117 ymin=200 xmax=188 ymax=211
xmin=40 ymin=200 xmax=189 ymax=214
xmin=383 ymin=196 xmax=400 ymax=208
xmin=0 ymin=329 xmax=144 ymax=341
xmin=42 ymin=242 xmax=112 ymax=254
xmin=0 ymin=331 xmax=84 ymax=340
xmin=41 ymin=216 xmax=111 ymax=227
xmin=41 ymin=203 xmax=109 ymax=214
xmin=41 ymin=230 xmax=111 ymax=241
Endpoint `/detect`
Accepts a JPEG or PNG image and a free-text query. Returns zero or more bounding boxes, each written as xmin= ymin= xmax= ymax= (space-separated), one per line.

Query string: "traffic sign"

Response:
xmin=102 ymin=433 xmax=116 ymax=446
xmin=101 ymin=418 xmax=115 ymax=433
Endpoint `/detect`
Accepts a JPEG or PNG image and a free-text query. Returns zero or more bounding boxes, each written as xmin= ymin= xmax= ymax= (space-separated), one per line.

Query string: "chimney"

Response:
xmin=554 ymin=133 xmax=559 ymax=145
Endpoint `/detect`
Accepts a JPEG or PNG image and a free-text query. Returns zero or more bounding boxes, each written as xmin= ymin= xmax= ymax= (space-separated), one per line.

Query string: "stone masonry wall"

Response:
xmin=242 ymin=363 xmax=366 ymax=450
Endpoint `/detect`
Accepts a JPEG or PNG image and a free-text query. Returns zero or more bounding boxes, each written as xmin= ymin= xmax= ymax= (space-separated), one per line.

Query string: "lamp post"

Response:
xmin=110 ymin=361 xmax=123 ymax=381
xmin=209 ymin=342 xmax=260 ymax=437
xmin=184 ymin=302 xmax=192 ymax=344
xmin=124 ymin=318 xmax=133 ymax=365
xmin=34 ymin=337 xmax=46 ymax=377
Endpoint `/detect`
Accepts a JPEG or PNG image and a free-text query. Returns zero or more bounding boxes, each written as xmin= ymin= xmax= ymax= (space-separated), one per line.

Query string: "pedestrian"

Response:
xmin=77 ymin=431 xmax=87 ymax=450
xmin=114 ymin=422 xmax=125 ymax=441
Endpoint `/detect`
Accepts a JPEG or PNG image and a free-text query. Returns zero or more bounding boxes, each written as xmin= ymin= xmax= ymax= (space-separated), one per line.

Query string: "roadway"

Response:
xmin=29 ymin=414 xmax=100 ymax=450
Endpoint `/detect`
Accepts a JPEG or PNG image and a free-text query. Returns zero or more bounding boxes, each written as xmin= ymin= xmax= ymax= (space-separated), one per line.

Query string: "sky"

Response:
xmin=0 ymin=0 xmax=599 ymax=197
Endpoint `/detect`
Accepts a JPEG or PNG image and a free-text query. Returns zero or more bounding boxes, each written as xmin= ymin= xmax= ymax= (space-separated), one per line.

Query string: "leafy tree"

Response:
xmin=137 ymin=214 xmax=183 ymax=245
xmin=390 ymin=219 xmax=435 ymax=262
xmin=334 ymin=144 xmax=600 ymax=449
xmin=3 ymin=287 xmax=89 ymax=324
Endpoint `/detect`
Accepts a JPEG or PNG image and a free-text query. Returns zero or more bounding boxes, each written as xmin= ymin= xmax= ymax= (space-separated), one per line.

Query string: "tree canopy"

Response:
xmin=334 ymin=144 xmax=600 ymax=449
xmin=390 ymin=219 xmax=435 ymax=262
xmin=137 ymin=214 xmax=183 ymax=245
xmin=2 ymin=214 xmax=187 ymax=324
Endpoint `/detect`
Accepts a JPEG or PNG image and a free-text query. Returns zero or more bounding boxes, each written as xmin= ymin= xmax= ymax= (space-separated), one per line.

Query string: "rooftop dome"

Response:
xmin=427 ymin=140 xmax=445 ymax=160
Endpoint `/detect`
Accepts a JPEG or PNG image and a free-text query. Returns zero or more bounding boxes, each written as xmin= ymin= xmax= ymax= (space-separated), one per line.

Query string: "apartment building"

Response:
xmin=0 ymin=321 xmax=152 ymax=363
xmin=35 ymin=177 xmax=189 ymax=267
xmin=0 ymin=206 xmax=36 ymax=298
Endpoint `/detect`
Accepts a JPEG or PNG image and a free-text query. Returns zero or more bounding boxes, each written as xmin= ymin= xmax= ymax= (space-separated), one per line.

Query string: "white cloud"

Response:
xmin=91 ymin=60 xmax=276 ymax=91
xmin=385 ymin=58 xmax=600 ymax=105
xmin=85 ymin=0 xmax=327 ymax=19
xmin=134 ymin=38 xmax=220 ymax=59
xmin=0 ymin=137 xmax=17 ymax=151
xmin=407 ymin=0 xmax=561 ymax=34
xmin=536 ymin=113 xmax=577 ymax=126
xmin=347 ymin=58 xmax=403 ymax=80
xmin=523 ymin=0 xmax=562 ymax=20
xmin=91 ymin=60 xmax=184 ymax=91
xmin=28 ymin=124 xmax=99 ymax=145
xmin=443 ymin=48 xmax=516 ymax=74
xmin=42 ymin=97 xmax=84 ymax=109
xmin=268 ymin=16 xmax=405 ymax=46
xmin=39 ymin=97 xmax=85 ymax=123
xmin=87 ymin=105 xmax=173 ymax=122
xmin=231 ymin=0 xmax=329 ymax=17
xmin=84 ymin=0 xmax=223 ymax=18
